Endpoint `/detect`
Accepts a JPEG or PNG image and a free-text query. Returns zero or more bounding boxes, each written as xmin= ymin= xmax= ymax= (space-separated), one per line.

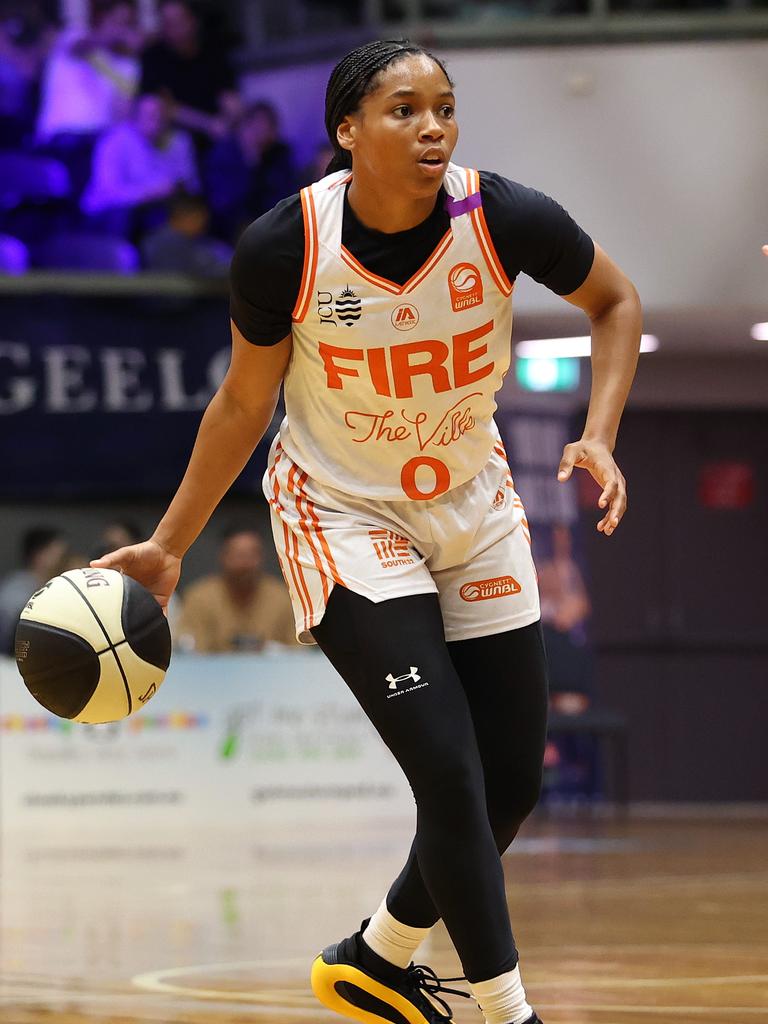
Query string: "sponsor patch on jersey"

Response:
xmin=448 ymin=262 xmax=483 ymax=312
xmin=391 ymin=303 xmax=420 ymax=331
xmin=369 ymin=529 xmax=414 ymax=568
xmin=459 ymin=575 xmax=521 ymax=602
xmin=491 ymin=486 xmax=506 ymax=511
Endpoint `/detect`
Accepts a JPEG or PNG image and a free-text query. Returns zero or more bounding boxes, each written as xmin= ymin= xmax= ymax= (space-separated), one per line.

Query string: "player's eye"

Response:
xmin=393 ymin=105 xmax=412 ymax=117
xmin=439 ymin=105 xmax=455 ymax=118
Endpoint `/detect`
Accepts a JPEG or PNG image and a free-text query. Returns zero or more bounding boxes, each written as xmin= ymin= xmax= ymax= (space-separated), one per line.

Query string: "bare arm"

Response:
xmin=556 ymin=242 xmax=642 ymax=536
xmin=563 ymin=241 xmax=642 ymax=449
xmin=92 ymin=323 xmax=291 ymax=606
xmin=153 ymin=323 xmax=292 ymax=557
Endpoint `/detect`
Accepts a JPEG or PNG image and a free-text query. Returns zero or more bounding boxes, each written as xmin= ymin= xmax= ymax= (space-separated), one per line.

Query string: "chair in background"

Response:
xmin=0 ymin=153 xmax=74 ymax=246
xmin=0 ymin=234 xmax=29 ymax=274
xmin=32 ymin=233 xmax=139 ymax=273
xmin=0 ymin=153 xmax=71 ymax=209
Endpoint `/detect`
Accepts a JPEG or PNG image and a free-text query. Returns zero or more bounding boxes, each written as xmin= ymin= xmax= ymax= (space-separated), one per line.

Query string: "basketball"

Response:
xmin=14 ymin=568 xmax=171 ymax=725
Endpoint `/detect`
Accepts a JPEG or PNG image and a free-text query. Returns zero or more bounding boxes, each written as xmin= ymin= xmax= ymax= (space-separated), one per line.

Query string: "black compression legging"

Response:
xmin=310 ymin=585 xmax=549 ymax=984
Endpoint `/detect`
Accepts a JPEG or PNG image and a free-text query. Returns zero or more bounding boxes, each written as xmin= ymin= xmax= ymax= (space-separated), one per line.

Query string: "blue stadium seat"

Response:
xmin=0 ymin=234 xmax=29 ymax=274
xmin=33 ymin=233 xmax=140 ymax=273
xmin=0 ymin=153 xmax=71 ymax=209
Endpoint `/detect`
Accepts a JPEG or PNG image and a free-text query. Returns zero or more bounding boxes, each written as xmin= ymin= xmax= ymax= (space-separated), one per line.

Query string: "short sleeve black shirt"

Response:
xmin=229 ymin=170 xmax=595 ymax=347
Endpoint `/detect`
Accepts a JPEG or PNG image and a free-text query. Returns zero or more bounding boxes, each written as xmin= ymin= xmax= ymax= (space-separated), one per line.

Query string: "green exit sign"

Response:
xmin=516 ymin=356 xmax=580 ymax=392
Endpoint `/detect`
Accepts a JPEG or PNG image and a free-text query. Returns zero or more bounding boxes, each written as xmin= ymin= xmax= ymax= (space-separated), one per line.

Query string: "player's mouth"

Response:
xmin=417 ymin=150 xmax=447 ymax=176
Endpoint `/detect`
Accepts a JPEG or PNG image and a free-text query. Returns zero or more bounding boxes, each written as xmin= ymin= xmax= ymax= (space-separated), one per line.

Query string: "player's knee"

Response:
xmin=409 ymin=748 xmax=486 ymax=819
xmin=487 ymin=770 xmax=543 ymax=847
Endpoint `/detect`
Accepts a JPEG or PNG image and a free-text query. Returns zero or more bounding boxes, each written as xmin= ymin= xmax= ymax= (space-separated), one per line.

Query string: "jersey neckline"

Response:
xmin=339 ymin=182 xmax=454 ymax=295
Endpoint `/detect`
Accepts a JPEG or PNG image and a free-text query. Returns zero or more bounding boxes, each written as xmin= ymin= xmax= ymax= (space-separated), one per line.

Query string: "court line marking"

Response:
xmin=132 ymin=960 xmax=768 ymax=1009
xmin=132 ymin=959 xmax=318 ymax=1006
xmin=535 ymin=1005 xmax=768 ymax=1017
xmin=1 ymin=988 xmax=331 ymax=1018
xmin=531 ymin=974 xmax=768 ymax=989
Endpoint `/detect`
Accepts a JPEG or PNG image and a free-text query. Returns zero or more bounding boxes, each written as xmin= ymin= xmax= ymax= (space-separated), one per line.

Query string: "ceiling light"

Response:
xmin=515 ymin=334 xmax=659 ymax=358
xmin=751 ymin=323 xmax=768 ymax=341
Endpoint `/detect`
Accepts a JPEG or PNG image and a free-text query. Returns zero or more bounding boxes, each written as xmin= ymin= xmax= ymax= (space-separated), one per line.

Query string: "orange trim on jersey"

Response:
xmin=465 ymin=168 xmax=514 ymax=298
xmin=327 ymin=173 xmax=353 ymax=190
xmin=299 ymin=477 xmax=345 ymax=588
xmin=339 ymin=229 xmax=453 ymax=296
xmin=291 ymin=526 xmax=314 ymax=628
xmin=271 ymin=450 xmax=312 ymax=629
xmin=287 ymin=464 xmax=330 ymax=604
xmin=292 ymin=187 xmax=319 ymax=322
xmin=283 ymin=519 xmax=310 ymax=631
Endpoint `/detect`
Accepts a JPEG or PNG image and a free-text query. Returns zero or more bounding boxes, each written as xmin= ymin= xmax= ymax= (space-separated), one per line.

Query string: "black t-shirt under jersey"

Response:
xmin=230 ymin=170 xmax=595 ymax=346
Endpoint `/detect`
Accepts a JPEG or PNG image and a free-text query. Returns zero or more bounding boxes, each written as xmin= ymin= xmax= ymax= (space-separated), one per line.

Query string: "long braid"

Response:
xmin=324 ymin=39 xmax=453 ymax=175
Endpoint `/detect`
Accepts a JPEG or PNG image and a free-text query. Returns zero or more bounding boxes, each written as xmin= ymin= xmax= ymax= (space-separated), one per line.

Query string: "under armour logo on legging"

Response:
xmin=385 ymin=667 xmax=420 ymax=690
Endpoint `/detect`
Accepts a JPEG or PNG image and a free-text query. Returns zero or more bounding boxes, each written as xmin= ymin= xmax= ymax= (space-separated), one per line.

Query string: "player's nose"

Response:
xmin=417 ymin=111 xmax=444 ymax=141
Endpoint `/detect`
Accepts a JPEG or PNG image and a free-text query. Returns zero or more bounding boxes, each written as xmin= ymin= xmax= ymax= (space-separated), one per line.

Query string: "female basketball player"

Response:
xmin=93 ymin=39 xmax=641 ymax=1024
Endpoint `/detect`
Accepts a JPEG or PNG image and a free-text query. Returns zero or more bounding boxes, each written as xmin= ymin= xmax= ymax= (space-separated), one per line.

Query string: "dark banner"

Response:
xmin=0 ymin=293 xmax=273 ymax=498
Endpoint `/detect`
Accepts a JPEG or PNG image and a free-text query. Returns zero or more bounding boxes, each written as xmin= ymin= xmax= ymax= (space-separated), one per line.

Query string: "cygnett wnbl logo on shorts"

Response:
xmin=460 ymin=576 xmax=521 ymax=602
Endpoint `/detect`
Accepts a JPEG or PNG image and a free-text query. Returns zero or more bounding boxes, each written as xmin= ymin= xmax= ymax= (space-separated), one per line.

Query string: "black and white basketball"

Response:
xmin=14 ymin=568 xmax=171 ymax=724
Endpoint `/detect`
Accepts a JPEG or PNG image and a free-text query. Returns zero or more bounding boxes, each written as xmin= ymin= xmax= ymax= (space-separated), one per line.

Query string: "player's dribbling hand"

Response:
xmin=90 ymin=539 xmax=181 ymax=613
xmin=556 ymin=438 xmax=627 ymax=537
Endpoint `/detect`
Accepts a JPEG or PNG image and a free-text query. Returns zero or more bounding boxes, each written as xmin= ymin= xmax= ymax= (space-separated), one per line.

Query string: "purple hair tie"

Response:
xmin=444 ymin=191 xmax=482 ymax=218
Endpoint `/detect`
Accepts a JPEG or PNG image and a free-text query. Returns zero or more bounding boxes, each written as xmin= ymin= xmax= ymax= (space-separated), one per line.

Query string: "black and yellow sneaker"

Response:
xmin=310 ymin=916 xmax=472 ymax=1024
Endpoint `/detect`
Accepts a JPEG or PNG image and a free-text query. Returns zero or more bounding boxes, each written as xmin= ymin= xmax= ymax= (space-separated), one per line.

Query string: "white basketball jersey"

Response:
xmin=278 ymin=162 xmax=516 ymax=501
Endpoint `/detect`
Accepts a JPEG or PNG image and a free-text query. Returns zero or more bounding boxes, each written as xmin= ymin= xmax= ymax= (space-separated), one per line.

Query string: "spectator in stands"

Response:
xmin=0 ymin=1 xmax=55 ymax=147
xmin=538 ymin=522 xmax=593 ymax=696
xmin=0 ymin=526 xmax=68 ymax=655
xmin=81 ymin=91 xmax=199 ymax=237
xmin=140 ymin=0 xmax=239 ymax=149
xmin=298 ymin=139 xmax=335 ymax=187
xmin=177 ymin=526 xmax=297 ymax=652
xmin=89 ymin=519 xmax=144 ymax=561
xmin=205 ymin=101 xmax=297 ymax=241
xmin=142 ymin=191 xmax=231 ymax=276
xmin=35 ymin=1 xmax=142 ymax=192
xmin=90 ymin=518 xmax=184 ymax=637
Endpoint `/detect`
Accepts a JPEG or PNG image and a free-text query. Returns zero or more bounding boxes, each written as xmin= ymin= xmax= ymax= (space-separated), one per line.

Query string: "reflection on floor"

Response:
xmin=2 ymin=813 xmax=768 ymax=1024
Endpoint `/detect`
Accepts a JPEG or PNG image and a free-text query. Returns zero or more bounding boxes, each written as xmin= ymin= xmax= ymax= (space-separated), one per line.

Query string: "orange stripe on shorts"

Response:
xmin=287 ymin=464 xmax=329 ymax=604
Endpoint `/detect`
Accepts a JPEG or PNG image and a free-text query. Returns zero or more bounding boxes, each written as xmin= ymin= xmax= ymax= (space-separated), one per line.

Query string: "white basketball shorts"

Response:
xmin=263 ymin=435 xmax=540 ymax=645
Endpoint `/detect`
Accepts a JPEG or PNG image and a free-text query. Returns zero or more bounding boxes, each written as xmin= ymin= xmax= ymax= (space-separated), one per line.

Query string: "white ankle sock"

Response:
xmin=361 ymin=897 xmax=433 ymax=969
xmin=469 ymin=965 xmax=533 ymax=1024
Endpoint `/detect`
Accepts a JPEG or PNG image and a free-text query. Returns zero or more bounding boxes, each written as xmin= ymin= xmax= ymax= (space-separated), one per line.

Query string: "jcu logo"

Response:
xmin=316 ymin=287 xmax=362 ymax=327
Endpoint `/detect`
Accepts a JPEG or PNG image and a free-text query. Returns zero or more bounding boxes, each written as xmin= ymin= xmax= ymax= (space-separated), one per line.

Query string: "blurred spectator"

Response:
xmin=140 ymin=0 xmax=239 ymax=148
xmin=35 ymin=0 xmax=142 ymax=197
xmin=299 ymin=140 xmax=335 ymax=187
xmin=538 ymin=522 xmax=593 ymax=694
xmin=88 ymin=517 xmax=185 ymax=638
xmin=0 ymin=527 xmax=68 ymax=655
xmin=142 ymin=191 xmax=231 ymax=276
xmin=36 ymin=0 xmax=141 ymax=142
xmin=177 ymin=526 xmax=297 ymax=652
xmin=205 ymin=101 xmax=297 ymax=241
xmin=88 ymin=518 xmax=144 ymax=561
xmin=0 ymin=1 xmax=55 ymax=147
xmin=81 ymin=92 xmax=199 ymax=237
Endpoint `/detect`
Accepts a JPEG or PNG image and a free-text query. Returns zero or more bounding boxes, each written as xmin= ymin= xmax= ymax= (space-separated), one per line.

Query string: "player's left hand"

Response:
xmin=556 ymin=438 xmax=627 ymax=536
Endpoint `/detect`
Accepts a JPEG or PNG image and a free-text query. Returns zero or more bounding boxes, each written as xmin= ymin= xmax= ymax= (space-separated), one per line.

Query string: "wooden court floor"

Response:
xmin=2 ymin=812 xmax=767 ymax=1024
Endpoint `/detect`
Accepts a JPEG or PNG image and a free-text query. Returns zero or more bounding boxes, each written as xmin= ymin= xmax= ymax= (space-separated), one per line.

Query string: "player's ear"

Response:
xmin=336 ymin=115 xmax=356 ymax=154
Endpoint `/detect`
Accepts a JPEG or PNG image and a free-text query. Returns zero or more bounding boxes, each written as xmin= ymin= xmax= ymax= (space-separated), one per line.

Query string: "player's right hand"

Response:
xmin=90 ymin=539 xmax=181 ymax=613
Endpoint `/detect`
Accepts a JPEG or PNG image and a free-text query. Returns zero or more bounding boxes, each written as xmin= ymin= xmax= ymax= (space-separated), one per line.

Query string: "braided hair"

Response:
xmin=324 ymin=39 xmax=453 ymax=175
